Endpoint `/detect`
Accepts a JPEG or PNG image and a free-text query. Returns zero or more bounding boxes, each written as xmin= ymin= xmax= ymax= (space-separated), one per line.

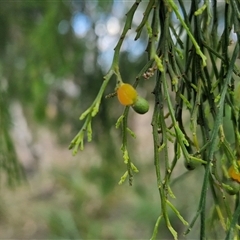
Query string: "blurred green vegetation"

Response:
xmin=1 ymin=1 xmax=240 ymax=239
xmin=0 ymin=1 xmax=160 ymax=239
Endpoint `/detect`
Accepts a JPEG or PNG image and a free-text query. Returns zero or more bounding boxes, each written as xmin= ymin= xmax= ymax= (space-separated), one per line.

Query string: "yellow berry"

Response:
xmin=228 ymin=160 xmax=240 ymax=183
xmin=117 ymin=83 xmax=137 ymax=106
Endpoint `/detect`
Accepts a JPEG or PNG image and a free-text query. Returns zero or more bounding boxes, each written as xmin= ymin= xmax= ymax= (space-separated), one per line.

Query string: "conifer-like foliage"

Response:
xmin=70 ymin=1 xmax=240 ymax=239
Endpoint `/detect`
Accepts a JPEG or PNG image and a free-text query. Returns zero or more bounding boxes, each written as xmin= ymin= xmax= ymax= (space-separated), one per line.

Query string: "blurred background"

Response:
xmin=0 ymin=1 xmax=224 ymax=239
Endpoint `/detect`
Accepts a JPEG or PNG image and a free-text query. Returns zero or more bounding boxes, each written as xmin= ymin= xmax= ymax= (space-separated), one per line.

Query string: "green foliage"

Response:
xmin=71 ymin=0 xmax=240 ymax=239
xmin=0 ymin=90 xmax=23 ymax=186
xmin=2 ymin=0 xmax=240 ymax=239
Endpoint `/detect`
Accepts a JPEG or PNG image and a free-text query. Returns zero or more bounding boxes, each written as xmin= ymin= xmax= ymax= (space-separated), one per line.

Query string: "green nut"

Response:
xmin=131 ymin=96 xmax=149 ymax=114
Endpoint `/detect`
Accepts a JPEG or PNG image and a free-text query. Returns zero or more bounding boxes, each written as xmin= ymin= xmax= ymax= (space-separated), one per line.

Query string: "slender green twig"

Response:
xmin=186 ymin=43 xmax=240 ymax=238
xmin=150 ymin=215 xmax=163 ymax=240
xmin=70 ymin=0 xmax=141 ymax=155
xmin=120 ymin=107 xmax=139 ymax=186
xmin=225 ymin=195 xmax=240 ymax=240
xmin=70 ymin=2 xmax=240 ymax=239
xmin=135 ymin=0 xmax=155 ymax=40
xmin=113 ymin=0 xmax=141 ymax=66
xmin=167 ymin=0 xmax=207 ymax=66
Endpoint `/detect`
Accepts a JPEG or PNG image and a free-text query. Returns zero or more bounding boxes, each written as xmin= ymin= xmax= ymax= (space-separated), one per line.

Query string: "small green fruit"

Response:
xmin=184 ymin=159 xmax=201 ymax=170
xmin=224 ymin=180 xmax=240 ymax=195
xmin=131 ymin=96 xmax=149 ymax=114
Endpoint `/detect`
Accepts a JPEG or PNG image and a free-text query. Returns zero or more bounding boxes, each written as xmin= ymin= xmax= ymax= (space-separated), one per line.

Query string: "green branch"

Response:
xmin=69 ymin=0 xmax=141 ymax=155
xmin=167 ymin=0 xmax=207 ymax=66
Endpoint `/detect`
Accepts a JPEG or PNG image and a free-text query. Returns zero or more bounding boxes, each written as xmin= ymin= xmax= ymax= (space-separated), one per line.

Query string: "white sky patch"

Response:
xmin=112 ymin=0 xmax=125 ymax=18
xmin=230 ymin=29 xmax=237 ymax=43
xmin=97 ymin=51 xmax=113 ymax=72
xmin=126 ymin=37 xmax=146 ymax=61
xmin=106 ymin=17 xmax=120 ymax=35
xmin=97 ymin=35 xmax=117 ymax=52
xmin=71 ymin=12 xmax=91 ymax=38
xmin=95 ymin=22 xmax=107 ymax=37
xmin=132 ymin=9 xmax=144 ymax=26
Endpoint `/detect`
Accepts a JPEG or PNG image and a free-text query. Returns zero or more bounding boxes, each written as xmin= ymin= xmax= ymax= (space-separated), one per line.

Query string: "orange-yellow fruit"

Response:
xmin=228 ymin=160 xmax=240 ymax=183
xmin=117 ymin=83 xmax=137 ymax=106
